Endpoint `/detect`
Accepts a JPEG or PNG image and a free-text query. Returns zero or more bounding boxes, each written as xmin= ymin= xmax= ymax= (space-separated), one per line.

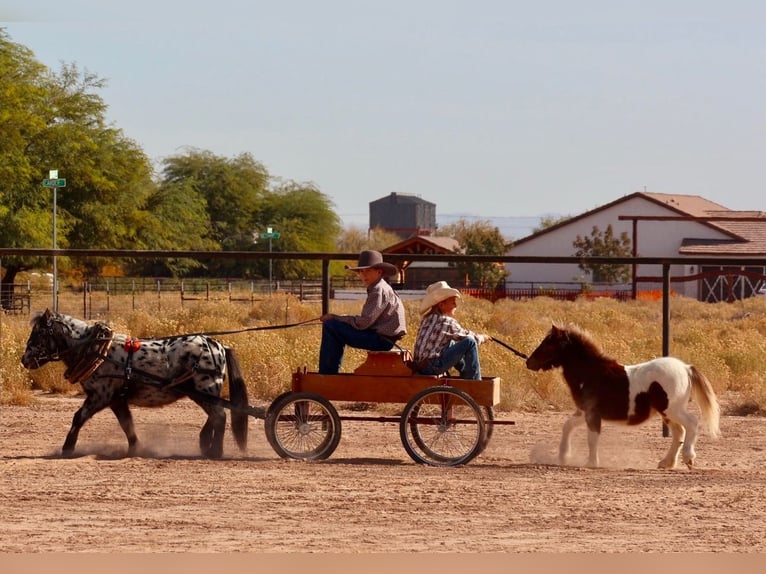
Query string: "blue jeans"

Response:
xmin=418 ymin=336 xmax=482 ymax=380
xmin=318 ymin=318 xmax=396 ymax=374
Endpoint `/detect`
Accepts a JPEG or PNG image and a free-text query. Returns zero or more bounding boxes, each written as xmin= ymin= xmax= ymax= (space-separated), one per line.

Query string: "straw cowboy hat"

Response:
xmin=345 ymin=250 xmax=398 ymax=277
xmin=420 ymin=281 xmax=462 ymax=317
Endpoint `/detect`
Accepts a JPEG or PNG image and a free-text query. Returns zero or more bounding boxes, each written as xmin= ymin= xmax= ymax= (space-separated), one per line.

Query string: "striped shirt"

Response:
xmin=413 ymin=312 xmax=476 ymax=363
xmin=335 ymin=278 xmax=406 ymax=339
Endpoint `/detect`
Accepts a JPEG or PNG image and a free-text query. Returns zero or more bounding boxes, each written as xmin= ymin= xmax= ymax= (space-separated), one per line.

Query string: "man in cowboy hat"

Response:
xmin=318 ymin=250 xmax=407 ymax=374
xmin=412 ymin=280 xmax=491 ymax=380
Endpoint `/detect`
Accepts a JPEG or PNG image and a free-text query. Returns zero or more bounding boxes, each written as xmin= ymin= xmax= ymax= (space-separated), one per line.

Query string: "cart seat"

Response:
xmin=353 ymin=350 xmax=413 ymax=376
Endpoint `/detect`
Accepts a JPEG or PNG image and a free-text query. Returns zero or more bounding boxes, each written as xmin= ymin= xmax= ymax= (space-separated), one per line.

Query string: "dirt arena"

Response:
xmin=1 ymin=392 xmax=765 ymax=554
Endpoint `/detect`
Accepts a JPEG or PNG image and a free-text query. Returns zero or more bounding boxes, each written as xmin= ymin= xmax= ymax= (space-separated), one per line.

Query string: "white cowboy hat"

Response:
xmin=420 ymin=281 xmax=461 ymax=316
xmin=344 ymin=250 xmax=398 ymax=277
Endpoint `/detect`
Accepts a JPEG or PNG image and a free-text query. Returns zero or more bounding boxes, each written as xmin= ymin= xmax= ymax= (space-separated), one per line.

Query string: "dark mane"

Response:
xmin=29 ymin=310 xmax=46 ymax=327
xmin=555 ymin=322 xmax=615 ymax=362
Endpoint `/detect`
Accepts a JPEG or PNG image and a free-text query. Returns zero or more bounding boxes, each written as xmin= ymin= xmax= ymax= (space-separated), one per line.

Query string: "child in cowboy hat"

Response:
xmin=412 ymin=280 xmax=491 ymax=380
xmin=318 ymin=250 xmax=407 ymax=374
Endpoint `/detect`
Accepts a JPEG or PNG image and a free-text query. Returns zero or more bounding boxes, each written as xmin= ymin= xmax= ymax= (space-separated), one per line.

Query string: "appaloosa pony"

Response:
xmin=525 ymin=324 xmax=720 ymax=469
xmin=21 ymin=309 xmax=252 ymax=458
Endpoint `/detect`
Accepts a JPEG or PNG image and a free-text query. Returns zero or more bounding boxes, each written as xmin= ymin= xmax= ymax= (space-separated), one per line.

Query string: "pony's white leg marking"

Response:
xmin=559 ymin=410 xmax=585 ymax=465
xmin=658 ymin=419 xmax=684 ymax=469
xmin=673 ymin=409 xmax=699 ymax=468
xmin=586 ymin=429 xmax=600 ymax=468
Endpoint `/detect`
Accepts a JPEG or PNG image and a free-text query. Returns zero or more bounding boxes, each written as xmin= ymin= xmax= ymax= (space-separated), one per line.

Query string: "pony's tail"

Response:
xmin=225 ymin=347 xmax=249 ymax=452
xmin=689 ymin=365 xmax=721 ymax=439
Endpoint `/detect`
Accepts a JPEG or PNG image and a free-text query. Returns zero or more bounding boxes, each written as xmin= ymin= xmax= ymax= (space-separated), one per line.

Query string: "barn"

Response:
xmin=507 ymin=191 xmax=766 ymax=301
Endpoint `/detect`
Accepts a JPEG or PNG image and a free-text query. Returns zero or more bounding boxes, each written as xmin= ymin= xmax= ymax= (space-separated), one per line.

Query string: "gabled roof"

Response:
xmin=640 ymin=192 xmax=729 ymax=216
xmin=383 ymin=234 xmax=461 ymax=255
xmin=643 ymin=194 xmax=766 ymax=255
xmin=511 ymin=191 xmax=766 ymax=256
xmin=679 ymin=214 xmax=766 ymax=255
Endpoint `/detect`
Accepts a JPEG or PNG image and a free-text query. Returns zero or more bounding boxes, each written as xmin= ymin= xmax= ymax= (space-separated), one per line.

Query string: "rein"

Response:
xmin=489 ymin=337 xmax=554 ymax=404
xmin=490 ymin=337 xmax=528 ymax=360
xmin=165 ymin=316 xmax=322 ymax=338
xmin=48 ymin=316 xmax=322 ymax=389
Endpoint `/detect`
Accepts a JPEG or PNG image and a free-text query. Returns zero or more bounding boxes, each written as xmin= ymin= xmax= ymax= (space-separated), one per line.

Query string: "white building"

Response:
xmin=507 ymin=192 xmax=766 ymax=301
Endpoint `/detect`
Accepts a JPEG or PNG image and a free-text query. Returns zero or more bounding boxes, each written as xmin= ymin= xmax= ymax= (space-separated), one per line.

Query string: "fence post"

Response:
xmin=662 ymin=263 xmax=670 ymax=438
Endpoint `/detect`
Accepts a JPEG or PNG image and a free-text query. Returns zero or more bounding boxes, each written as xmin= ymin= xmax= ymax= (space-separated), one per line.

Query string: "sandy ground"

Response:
xmin=1 ymin=392 xmax=765 ymax=554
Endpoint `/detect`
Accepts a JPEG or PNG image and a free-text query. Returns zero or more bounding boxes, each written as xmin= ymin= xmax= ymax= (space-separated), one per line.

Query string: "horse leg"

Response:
xmin=656 ymin=416 xmax=682 ymax=468
xmin=197 ymin=403 xmax=226 ymax=459
xmin=559 ymin=410 xmax=585 ymax=465
xmin=110 ymin=400 xmax=139 ymax=456
xmin=62 ymin=394 xmax=110 ymax=456
xmin=585 ymin=430 xmax=601 ymax=468
xmin=584 ymin=411 xmax=603 ymax=468
xmin=673 ymin=409 xmax=700 ymax=468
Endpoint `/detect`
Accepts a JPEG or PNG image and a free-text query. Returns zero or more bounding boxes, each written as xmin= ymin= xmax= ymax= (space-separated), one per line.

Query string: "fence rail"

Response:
xmin=4 ymin=248 xmax=766 ymax=354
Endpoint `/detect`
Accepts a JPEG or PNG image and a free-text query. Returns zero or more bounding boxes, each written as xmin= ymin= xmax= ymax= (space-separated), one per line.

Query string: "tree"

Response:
xmin=532 ymin=214 xmax=571 ymax=233
xmin=572 ymin=224 xmax=632 ymax=284
xmin=157 ymin=150 xmax=342 ymax=279
xmin=257 ymin=180 xmax=342 ymax=279
xmin=125 ymin=179 xmax=218 ymax=276
xmin=157 ymin=149 xmax=270 ymax=277
xmin=336 ymin=225 xmax=403 ymax=254
xmin=439 ymin=218 xmax=508 ymax=288
xmin=0 ymin=30 xmax=161 ymax=306
xmin=160 ymin=149 xmax=269 ymax=244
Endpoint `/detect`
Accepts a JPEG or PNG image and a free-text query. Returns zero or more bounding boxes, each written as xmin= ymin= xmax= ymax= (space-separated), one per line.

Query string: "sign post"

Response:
xmin=42 ymin=170 xmax=66 ymax=312
xmin=259 ymin=227 xmax=280 ymax=295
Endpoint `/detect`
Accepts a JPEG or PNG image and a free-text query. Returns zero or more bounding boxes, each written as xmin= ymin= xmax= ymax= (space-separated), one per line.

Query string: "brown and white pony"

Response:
xmin=525 ymin=324 xmax=720 ymax=469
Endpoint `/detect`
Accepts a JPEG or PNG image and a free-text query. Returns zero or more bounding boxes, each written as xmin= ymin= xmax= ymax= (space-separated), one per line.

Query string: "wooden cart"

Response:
xmin=264 ymin=350 xmax=514 ymax=466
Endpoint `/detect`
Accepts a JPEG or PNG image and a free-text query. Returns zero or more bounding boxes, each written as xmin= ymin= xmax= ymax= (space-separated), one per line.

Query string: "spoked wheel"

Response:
xmin=399 ymin=386 xmax=486 ymax=466
xmin=265 ymin=391 xmax=294 ymax=418
xmin=265 ymin=392 xmax=341 ymax=461
xmin=479 ymin=406 xmax=494 ymax=454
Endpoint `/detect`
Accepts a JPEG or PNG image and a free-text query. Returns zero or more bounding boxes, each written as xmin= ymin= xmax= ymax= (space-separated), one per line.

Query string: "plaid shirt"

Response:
xmin=413 ymin=312 xmax=475 ymax=363
xmin=335 ymin=277 xmax=406 ymax=339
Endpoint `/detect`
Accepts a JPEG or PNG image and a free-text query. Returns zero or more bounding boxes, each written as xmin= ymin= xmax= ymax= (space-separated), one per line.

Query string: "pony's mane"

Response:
xmin=29 ymin=310 xmax=91 ymax=333
xmin=29 ymin=310 xmax=48 ymax=327
xmin=554 ymin=322 xmax=614 ymax=361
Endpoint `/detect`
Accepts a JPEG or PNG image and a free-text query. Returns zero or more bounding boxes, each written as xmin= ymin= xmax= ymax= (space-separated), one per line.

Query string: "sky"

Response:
xmin=3 ymin=1 xmax=766 ymax=233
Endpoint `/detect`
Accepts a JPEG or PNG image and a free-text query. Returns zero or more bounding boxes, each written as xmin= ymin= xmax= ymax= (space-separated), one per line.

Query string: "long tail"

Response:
xmin=225 ymin=347 xmax=249 ymax=451
xmin=689 ymin=365 xmax=721 ymax=439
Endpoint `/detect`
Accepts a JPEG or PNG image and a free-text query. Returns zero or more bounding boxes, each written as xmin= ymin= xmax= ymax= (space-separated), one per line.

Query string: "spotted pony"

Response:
xmin=21 ymin=309 xmax=253 ymax=458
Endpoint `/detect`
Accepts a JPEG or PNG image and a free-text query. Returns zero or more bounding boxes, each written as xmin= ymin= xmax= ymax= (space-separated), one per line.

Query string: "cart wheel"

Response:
xmin=266 ymin=391 xmax=294 ymax=417
xmin=479 ymin=406 xmax=494 ymax=454
xmin=265 ymin=392 xmax=341 ymax=461
xmin=399 ymin=386 xmax=486 ymax=466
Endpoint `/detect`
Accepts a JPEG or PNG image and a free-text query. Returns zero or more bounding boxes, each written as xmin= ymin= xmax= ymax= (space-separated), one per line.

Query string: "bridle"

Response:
xmin=27 ymin=315 xmax=112 ymax=376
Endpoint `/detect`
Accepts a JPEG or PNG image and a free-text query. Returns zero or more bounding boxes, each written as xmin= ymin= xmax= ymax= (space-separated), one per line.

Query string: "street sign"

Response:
xmin=260 ymin=232 xmax=280 ymax=239
xmin=42 ymin=178 xmax=67 ymax=187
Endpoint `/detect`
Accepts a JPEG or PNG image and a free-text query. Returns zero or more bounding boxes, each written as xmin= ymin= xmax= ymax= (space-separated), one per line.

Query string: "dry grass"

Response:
xmin=3 ymin=290 xmax=766 ymax=414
